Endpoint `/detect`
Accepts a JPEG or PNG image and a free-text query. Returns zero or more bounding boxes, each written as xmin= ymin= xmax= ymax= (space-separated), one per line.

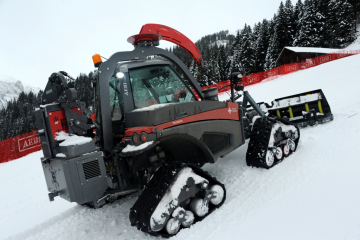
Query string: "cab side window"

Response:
xmin=109 ymin=77 xmax=123 ymax=121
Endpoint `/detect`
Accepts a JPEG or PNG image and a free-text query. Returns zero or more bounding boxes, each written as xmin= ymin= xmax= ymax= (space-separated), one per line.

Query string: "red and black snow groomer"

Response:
xmin=34 ymin=24 xmax=331 ymax=237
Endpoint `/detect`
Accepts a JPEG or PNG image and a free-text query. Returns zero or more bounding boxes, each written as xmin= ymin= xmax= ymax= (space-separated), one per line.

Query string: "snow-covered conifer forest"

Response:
xmin=171 ymin=0 xmax=360 ymax=86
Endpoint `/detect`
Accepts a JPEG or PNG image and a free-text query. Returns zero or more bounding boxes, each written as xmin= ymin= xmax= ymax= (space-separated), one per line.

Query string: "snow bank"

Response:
xmin=56 ymin=153 xmax=67 ymax=158
xmin=122 ymin=141 xmax=154 ymax=153
xmin=55 ymin=131 xmax=92 ymax=146
xmin=270 ymin=93 xmax=321 ymax=109
xmin=284 ymin=46 xmax=341 ymax=54
xmin=132 ymin=103 xmax=176 ymax=112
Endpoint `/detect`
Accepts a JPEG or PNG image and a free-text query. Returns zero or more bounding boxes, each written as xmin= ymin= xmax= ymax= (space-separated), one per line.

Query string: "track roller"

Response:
xmin=246 ymin=117 xmax=300 ymax=169
xmin=129 ymin=162 xmax=226 ymax=237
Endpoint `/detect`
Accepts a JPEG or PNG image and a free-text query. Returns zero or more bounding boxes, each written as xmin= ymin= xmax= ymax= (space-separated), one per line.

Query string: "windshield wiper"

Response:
xmin=141 ymin=78 xmax=160 ymax=103
xmin=109 ymin=81 xmax=121 ymax=95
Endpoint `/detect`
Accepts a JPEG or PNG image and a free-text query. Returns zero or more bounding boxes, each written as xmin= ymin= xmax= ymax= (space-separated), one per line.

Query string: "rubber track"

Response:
xmin=246 ymin=117 xmax=300 ymax=169
xmin=129 ymin=161 xmax=226 ymax=238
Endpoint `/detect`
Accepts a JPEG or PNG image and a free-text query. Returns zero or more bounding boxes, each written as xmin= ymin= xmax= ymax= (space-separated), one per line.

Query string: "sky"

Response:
xmin=0 ymin=0 xmax=294 ymax=89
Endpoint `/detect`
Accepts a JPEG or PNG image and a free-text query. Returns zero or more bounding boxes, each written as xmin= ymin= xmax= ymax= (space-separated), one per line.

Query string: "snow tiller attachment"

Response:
xmin=265 ymin=89 xmax=334 ymax=127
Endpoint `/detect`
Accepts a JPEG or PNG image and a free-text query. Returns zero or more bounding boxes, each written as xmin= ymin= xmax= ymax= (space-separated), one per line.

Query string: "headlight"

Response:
xmin=116 ymin=72 xmax=124 ymax=79
xmin=132 ymin=133 xmax=140 ymax=145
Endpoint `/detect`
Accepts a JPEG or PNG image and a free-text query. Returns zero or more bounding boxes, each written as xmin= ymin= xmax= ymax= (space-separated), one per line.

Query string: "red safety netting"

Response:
xmin=214 ymin=49 xmax=360 ymax=90
xmin=0 ymin=131 xmax=41 ymax=164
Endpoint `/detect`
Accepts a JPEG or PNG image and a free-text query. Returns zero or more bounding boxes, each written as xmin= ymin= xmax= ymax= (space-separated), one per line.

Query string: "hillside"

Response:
xmin=0 ymin=74 xmax=41 ymax=109
xmin=1 ymin=49 xmax=360 ymax=240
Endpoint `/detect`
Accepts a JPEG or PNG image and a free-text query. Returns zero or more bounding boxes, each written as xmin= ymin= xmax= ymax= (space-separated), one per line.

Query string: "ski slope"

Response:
xmin=2 ymin=53 xmax=360 ymax=240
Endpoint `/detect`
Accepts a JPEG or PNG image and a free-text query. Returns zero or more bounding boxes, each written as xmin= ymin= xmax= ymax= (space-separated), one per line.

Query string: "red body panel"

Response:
xmin=125 ymin=127 xmax=156 ymax=136
xmin=125 ymin=102 xmax=239 ymax=137
xmin=48 ymin=108 xmax=82 ymax=140
xmin=138 ymin=24 xmax=203 ymax=66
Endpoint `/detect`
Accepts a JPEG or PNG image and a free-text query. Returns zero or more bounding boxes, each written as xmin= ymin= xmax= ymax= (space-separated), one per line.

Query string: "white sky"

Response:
xmin=0 ymin=0 xmax=294 ymax=89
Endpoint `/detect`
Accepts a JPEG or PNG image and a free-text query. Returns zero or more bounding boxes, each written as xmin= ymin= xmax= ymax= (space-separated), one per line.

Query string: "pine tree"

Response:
xmin=265 ymin=31 xmax=280 ymax=70
xmin=348 ymin=0 xmax=360 ymax=29
xmin=264 ymin=2 xmax=294 ymax=70
xmin=328 ymin=0 xmax=356 ymax=48
xmin=209 ymin=47 xmax=222 ymax=84
xmin=252 ymin=22 xmax=262 ymax=72
xmin=264 ymin=15 xmax=278 ymax=70
xmin=293 ymin=0 xmax=325 ymax=47
xmin=293 ymin=0 xmax=304 ymax=38
xmin=218 ymin=45 xmax=228 ymax=81
xmin=314 ymin=0 xmax=331 ymax=47
xmin=228 ymin=31 xmax=242 ymax=75
xmin=284 ymin=0 xmax=295 ymax=46
xmin=254 ymin=19 xmax=270 ymax=72
xmin=275 ymin=2 xmax=291 ymax=48
xmin=239 ymin=24 xmax=256 ymax=74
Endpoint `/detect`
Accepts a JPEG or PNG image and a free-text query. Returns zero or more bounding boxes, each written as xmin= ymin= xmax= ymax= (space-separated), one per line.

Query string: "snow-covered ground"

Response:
xmin=2 ymin=51 xmax=360 ymax=240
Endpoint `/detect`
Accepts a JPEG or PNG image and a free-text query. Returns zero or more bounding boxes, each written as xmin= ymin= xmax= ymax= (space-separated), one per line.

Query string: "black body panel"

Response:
xmin=41 ymin=151 xmax=108 ymax=205
xmin=157 ymin=119 xmax=245 ymax=163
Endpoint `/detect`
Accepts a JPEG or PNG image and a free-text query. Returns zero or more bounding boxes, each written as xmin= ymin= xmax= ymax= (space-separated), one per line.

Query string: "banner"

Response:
xmin=0 ymin=131 xmax=41 ymax=163
xmin=213 ymin=49 xmax=360 ymax=89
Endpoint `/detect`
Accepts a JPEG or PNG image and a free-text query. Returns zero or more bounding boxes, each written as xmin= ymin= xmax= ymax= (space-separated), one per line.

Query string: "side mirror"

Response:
xmin=231 ymin=72 xmax=243 ymax=82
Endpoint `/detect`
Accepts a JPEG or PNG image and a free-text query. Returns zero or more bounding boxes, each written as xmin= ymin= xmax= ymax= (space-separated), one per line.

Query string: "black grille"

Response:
xmin=83 ymin=160 xmax=101 ymax=180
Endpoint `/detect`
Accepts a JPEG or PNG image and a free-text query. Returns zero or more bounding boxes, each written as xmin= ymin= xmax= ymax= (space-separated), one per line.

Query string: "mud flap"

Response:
xmin=266 ymin=89 xmax=333 ymax=127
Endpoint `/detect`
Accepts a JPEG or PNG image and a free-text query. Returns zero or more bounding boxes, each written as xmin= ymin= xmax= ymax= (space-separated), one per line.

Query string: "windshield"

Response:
xmin=128 ymin=65 xmax=196 ymax=109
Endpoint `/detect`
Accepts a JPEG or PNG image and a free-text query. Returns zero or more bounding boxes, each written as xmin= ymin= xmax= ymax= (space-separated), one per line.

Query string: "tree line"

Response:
xmin=171 ymin=0 xmax=359 ymax=86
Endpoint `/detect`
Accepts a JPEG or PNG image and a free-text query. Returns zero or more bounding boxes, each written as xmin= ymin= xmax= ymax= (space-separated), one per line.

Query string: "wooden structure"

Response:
xmin=276 ymin=47 xmax=341 ymax=66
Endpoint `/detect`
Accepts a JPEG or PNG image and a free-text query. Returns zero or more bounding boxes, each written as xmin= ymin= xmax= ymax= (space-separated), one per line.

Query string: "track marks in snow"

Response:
xmin=13 ymin=195 xmax=147 ymax=240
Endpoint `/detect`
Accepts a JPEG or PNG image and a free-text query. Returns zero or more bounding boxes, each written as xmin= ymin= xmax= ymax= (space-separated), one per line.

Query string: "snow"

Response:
xmin=209 ymin=39 xmax=229 ymax=47
xmin=269 ymin=93 xmax=321 ymax=109
xmin=121 ymin=141 xmax=154 ymax=153
xmin=1 ymin=51 xmax=360 ymax=240
xmin=39 ymin=102 xmax=59 ymax=108
xmin=55 ymin=153 xmax=67 ymax=158
xmin=284 ymin=46 xmax=341 ymax=54
xmin=55 ymin=131 xmax=92 ymax=146
xmin=132 ymin=103 xmax=177 ymax=112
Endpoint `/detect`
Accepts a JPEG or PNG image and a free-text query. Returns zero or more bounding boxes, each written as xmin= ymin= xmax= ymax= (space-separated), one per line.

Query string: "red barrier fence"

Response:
xmin=206 ymin=49 xmax=360 ymax=93
xmin=0 ymin=131 xmax=41 ymax=163
xmin=1 ymin=49 xmax=359 ymax=164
